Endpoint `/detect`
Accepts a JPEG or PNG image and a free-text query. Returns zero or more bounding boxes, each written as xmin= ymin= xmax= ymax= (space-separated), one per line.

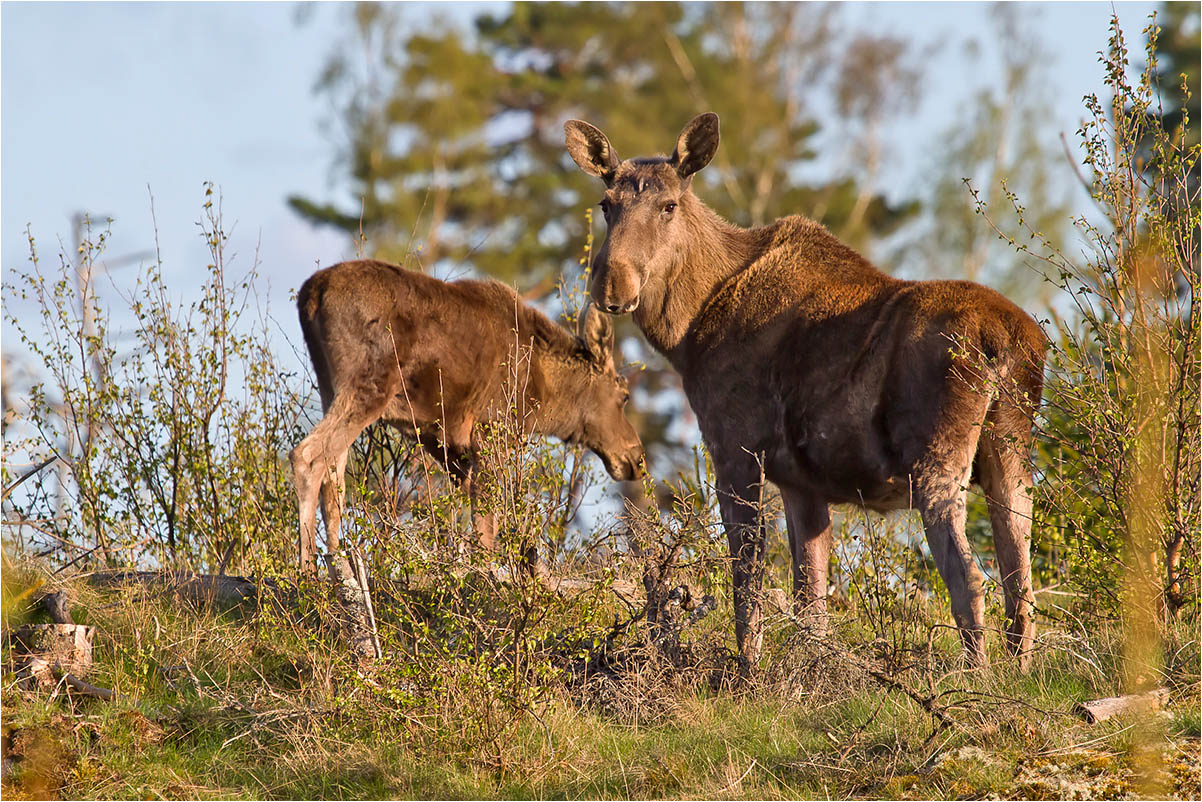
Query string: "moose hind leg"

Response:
xmin=780 ymin=486 xmax=833 ymax=631
xmin=910 ymin=376 xmax=996 ymax=667
xmin=977 ymin=413 xmax=1036 ymax=668
xmin=319 ymin=447 xmax=351 ymax=556
xmin=291 ymin=398 xmax=361 ymax=577
xmin=292 ymin=389 xmax=394 ymax=574
xmin=916 ymin=466 xmax=989 ymax=667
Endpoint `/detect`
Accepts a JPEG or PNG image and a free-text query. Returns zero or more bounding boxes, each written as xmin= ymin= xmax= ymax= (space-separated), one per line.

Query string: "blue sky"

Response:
xmin=1 ymin=1 xmax=1159 ymax=370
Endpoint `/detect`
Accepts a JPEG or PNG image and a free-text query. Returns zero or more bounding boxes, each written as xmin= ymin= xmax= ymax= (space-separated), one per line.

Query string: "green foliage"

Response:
xmin=2 ymin=185 xmax=305 ymax=572
xmin=971 ymin=12 xmax=1200 ymax=625
xmin=1143 ymin=3 xmax=1200 ymax=165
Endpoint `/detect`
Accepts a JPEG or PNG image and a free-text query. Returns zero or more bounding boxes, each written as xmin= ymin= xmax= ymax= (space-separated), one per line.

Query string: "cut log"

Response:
xmin=10 ymin=624 xmax=95 ymax=690
xmin=1074 ymin=688 xmax=1171 ymax=724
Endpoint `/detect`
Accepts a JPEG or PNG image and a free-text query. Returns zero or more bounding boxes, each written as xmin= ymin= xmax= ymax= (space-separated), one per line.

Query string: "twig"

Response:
xmin=52 ymin=663 xmax=115 ymax=701
xmin=1040 ymin=723 xmax=1136 ymax=755
xmin=2 ymin=456 xmax=60 ymax=502
xmin=789 ymin=759 xmax=853 ymax=774
xmin=836 ymin=691 xmax=889 ymax=766
xmin=1059 ymin=130 xmax=1098 ymax=196
xmin=865 ymin=666 xmax=953 ymax=728
xmin=52 ymin=543 xmax=103 ymax=575
xmin=716 ymin=758 xmax=758 ymax=794
xmin=529 ymin=706 xmax=555 ymax=764
xmin=350 ymin=549 xmax=382 ymax=659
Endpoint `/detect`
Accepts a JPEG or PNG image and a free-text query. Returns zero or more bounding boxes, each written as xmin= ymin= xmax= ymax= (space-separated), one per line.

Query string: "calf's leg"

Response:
xmin=460 ymin=464 xmax=498 ymax=551
xmin=290 ymin=442 xmax=324 ymax=578
xmin=290 ymin=388 xmax=393 ymax=576
xmin=424 ymin=428 xmax=498 ymax=554
xmin=319 ymin=448 xmax=351 ymax=555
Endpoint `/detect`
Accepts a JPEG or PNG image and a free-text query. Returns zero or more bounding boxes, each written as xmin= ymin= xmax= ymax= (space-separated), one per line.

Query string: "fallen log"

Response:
xmin=1074 ymin=688 xmax=1171 ymax=724
xmin=80 ymin=568 xmax=653 ymax=613
xmin=82 ymin=570 xmax=287 ymax=609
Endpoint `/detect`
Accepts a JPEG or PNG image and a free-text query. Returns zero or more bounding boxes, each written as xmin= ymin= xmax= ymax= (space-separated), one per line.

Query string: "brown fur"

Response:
xmin=566 ymin=113 xmax=1046 ymax=669
xmin=290 ymin=259 xmax=644 ymax=576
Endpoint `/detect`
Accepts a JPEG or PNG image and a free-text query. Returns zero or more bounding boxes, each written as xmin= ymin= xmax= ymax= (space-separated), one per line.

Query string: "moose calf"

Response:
xmin=290 ymin=259 xmax=644 ymax=576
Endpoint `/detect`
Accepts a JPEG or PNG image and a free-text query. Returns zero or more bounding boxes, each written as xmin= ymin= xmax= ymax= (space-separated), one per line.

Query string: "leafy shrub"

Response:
xmin=967 ymin=13 xmax=1198 ymax=673
xmin=3 ymin=184 xmax=304 ymax=573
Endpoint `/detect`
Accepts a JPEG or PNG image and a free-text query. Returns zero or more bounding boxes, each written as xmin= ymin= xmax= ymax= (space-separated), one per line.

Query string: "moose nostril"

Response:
xmin=605 ymin=303 xmax=623 ymax=314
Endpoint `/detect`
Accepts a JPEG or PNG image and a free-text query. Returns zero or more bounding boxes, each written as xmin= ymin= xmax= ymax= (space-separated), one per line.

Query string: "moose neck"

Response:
xmin=633 ymin=196 xmax=770 ymax=360
xmin=486 ymin=301 xmax=571 ymax=440
xmin=523 ymin=330 xmax=587 ymax=442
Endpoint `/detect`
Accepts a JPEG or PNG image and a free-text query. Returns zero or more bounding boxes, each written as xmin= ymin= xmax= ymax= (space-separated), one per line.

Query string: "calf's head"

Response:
xmin=560 ymin=304 xmax=645 ymax=481
xmin=564 ymin=112 xmax=720 ymax=314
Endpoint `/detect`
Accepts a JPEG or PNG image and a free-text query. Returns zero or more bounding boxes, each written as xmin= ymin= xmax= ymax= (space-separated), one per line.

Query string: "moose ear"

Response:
xmin=580 ymin=302 xmax=615 ymax=369
xmin=670 ymin=112 xmax=720 ymax=180
xmin=565 ymin=119 xmax=620 ymax=185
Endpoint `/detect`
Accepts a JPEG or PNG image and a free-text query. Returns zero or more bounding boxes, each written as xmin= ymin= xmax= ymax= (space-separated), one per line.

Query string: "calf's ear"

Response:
xmin=671 ymin=112 xmax=720 ymax=180
xmin=565 ymin=120 xmax=620 ymax=185
xmin=580 ymin=302 xmax=615 ymax=369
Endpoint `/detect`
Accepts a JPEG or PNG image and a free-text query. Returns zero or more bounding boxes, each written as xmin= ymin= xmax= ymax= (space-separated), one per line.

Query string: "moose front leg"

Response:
xmin=420 ymin=429 xmax=496 ymax=554
xmin=460 ymin=457 xmax=547 ymax=578
xmin=459 ymin=463 xmax=498 ymax=552
xmin=715 ymin=459 xmax=770 ymax=672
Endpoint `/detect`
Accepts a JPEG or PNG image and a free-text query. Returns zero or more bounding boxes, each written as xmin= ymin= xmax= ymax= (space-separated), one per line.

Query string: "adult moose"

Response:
xmin=565 ymin=113 xmax=1046 ymax=670
xmin=290 ymin=259 xmax=645 ymax=577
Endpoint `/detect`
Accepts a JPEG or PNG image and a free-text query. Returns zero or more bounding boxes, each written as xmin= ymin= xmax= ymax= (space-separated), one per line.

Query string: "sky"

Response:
xmin=0 ymin=0 xmax=1162 ymax=418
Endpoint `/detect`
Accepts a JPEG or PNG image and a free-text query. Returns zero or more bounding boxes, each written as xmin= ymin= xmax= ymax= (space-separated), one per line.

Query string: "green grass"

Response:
xmin=2 ymin=568 xmax=1198 ymax=800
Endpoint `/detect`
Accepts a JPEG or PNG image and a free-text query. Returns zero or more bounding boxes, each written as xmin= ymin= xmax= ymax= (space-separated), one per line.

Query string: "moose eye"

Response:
xmin=598 ymin=199 xmax=611 ymax=219
xmin=662 ymin=202 xmax=677 ymax=216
